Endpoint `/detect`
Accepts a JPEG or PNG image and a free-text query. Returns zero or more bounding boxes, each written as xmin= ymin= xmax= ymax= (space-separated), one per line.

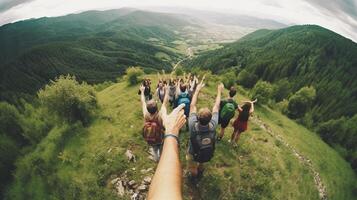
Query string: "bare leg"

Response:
xmin=219 ymin=127 xmax=225 ymax=139
xmin=234 ymin=131 xmax=241 ymax=144
xmin=231 ymin=130 xmax=237 ymax=142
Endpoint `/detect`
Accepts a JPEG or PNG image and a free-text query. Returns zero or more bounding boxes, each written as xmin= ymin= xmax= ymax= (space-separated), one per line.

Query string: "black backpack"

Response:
xmin=190 ymin=123 xmax=216 ymax=163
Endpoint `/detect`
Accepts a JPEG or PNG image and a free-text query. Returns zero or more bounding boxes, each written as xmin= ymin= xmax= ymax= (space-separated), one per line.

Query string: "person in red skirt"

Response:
xmin=231 ymin=99 xmax=257 ymax=146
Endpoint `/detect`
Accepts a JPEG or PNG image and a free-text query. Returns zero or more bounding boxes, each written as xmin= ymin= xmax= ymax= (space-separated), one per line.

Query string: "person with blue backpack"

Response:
xmin=175 ymin=80 xmax=191 ymax=118
xmin=186 ymin=76 xmax=224 ymax=182
xmin=217 ymin=86 xmax=239 ymax=141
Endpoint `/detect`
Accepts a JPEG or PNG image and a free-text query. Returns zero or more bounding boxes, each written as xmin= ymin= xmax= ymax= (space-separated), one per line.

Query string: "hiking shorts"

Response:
xmin=219 ymin=117 xmax=231 ymax=128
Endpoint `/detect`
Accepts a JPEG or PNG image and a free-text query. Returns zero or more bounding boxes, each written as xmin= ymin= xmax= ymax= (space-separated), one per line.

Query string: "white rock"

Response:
xmin=137 ymin=185 xmax=147 ymax=191
xmin=126 ymin=150 xmax=136 ymax=162
xmin=143 ymin=176 xmax=152 ymax=184
xmin=128 ymin=180 xmax=136 ymax=187
xmin=116 ymin=181 xmax=125 ymax=196
xmin=111 ymin=178 xmax=120 ymax=185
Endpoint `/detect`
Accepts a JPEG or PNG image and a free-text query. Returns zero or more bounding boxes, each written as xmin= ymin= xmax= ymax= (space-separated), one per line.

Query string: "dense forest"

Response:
xmin=185 ymin=25 xmax=357 ymax=171
xmin=0 ymin=8 xmax=193 ymax=102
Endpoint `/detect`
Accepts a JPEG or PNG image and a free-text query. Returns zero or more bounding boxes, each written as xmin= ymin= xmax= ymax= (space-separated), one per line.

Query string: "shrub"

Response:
xmin=221 ymin=71 xmax=236 ymax=89
xmin=272 ymin=79 xmax=291 ymax=102
xmin=250 ymin=81 xmax=273 ymax=104
xmin=175 ymin=68 xmax=184 ymax=76
xmin=287 ymin=86 xmax=316 ymax=119
xmin=38 ymin=75 xmax=97 ymax=124
xmin=0 ymin=102 xmax=26 ymax=145
xmin=237 ymin=69 xmax=258 ymax=88
xmin=276 ymin=99 xmax=289 ymax=114
xmin=126 ymin=67 xmax=144 ymax=85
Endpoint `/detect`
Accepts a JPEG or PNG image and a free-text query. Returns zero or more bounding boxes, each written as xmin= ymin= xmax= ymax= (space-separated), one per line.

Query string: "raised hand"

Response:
xmin=163 ymin=104 xmax=186 ymax=135
xmin=218 ymin=83 xmax=224 ymax=92
xmin=140 ymin=85 xmax=145 ymax=92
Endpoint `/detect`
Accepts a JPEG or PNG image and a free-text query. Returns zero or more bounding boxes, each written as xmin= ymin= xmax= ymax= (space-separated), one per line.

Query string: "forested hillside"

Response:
xmin=0 ymin=8 xmax=193 ymax=102
xmin=185 ymin=25 xmax=357 ymax=171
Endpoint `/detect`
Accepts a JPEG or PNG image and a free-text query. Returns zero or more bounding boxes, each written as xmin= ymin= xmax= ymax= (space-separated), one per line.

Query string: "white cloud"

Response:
xmin=0 ymin=0 xmax=356 ymax=42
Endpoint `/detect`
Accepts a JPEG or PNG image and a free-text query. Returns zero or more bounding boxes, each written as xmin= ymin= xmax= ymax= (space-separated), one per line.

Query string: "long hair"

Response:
xmin=239 ymin=103 xmax=251 ymax=121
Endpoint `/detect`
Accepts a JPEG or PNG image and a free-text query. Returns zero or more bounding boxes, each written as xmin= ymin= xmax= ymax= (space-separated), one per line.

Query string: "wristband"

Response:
xmin=164 ymin=134 xmax=180 ymax=146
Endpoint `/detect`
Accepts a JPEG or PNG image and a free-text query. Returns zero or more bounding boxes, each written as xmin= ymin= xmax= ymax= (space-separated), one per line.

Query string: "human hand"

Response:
xmin=218 ymin=83 xmax=224 ymax=92
xmin=163 ymin=104 xmax=186 ymax=136
xmin=140 ymin=85 xmax=145 ymax=92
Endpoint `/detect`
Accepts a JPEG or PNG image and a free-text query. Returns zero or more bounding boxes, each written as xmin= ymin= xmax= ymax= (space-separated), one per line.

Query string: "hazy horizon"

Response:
xmin=0 ymin=0 xmax=356 ymax=42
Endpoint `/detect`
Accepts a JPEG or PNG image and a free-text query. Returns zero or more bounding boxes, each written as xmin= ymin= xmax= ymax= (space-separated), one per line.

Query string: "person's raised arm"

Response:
xmin=148 ymin=104 xmax=186 ymax=200
xmin=237 ymin=104 xmax=243 ymax=112
xmin=250 ymin=99 xmax=257 ymax=114
xmin=212 ymin=83 xmax=224 ymax=113
xmin=140 ymin=85 xmax=147 ymax=117
xmin=160 ymin=85 xmax=170 ymax=116
xmin=190 ymin=76 xmax=205 ymax=114
xmin=175 ymin=79 xmax=181 ymax=99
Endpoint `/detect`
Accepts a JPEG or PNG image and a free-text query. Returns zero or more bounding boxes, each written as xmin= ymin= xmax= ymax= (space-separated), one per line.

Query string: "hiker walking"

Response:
xmin=175 ymin=79 xmax=191 ymax=118
xmin=186 ymin=77 xmax=224 ymax=181
xmin=138 ymin=79 xmax=152 ymax=101
xmin=231 ymin=99 xmax=257 ymax=146
xmin=155 ymin=81 xmax=166 ymax=103
xmin=168 ymin=78 xmax=177 ymax=107
xmin=140 ymin=84 xmax=169 ymax=162
xmin=217 ymin=86 xmax=239 ymax=141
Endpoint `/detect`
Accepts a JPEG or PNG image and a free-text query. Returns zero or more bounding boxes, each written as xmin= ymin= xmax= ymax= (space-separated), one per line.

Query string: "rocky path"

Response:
xmin=251 ymin=116 xmax=328 ymax=200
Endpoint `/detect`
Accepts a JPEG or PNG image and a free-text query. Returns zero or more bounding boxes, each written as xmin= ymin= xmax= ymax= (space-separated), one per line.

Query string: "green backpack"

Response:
xmin=220 ymin=102 xmax=236 ymax=120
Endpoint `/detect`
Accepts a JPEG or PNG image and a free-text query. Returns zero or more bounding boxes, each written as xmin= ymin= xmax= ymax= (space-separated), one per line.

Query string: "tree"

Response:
xmin=237 ymin=69 xmax=258 ymax=88
xmin=221 ymin=71 xmax=236 ymax=89
xmin=250 ymin=81 xmax=273 ymax=104
xmin=272 ymin=79 xmax=291 ymax=102
xmin=175 ymin=68 xmax=184 ymax=76
xmin=287 ymin=86 xmax=316 ymax=118
xmin=126 ymin=67 xmax=144 ymax=85
xmin=0 ymin=102 xmax=26 ymax=145
xmin=38 ymin=75 xmax=97 ymax=124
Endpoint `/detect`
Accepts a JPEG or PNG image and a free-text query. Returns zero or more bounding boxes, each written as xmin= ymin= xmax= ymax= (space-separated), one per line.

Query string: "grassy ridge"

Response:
xmin=7 ymin=74 xmax=355 ymax=199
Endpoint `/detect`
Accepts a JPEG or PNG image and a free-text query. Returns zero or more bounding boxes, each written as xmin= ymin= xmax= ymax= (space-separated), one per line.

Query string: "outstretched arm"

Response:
xmin=190 ymin=76 xmax=205 ymax=114
xmin=250 ymin=99 xmax=257 ymax=114
xmin=212 ymin=83 xmax=224 ymax=113
xmin=160 ymin=86 xmax=170 ymax=116
xmin=148 ymin=104 xmax=186 ymax=200
xmin=140 ymin=85 xmax=147 ymax=117
xmin=175 ymin=79 xmax=181 ymax=99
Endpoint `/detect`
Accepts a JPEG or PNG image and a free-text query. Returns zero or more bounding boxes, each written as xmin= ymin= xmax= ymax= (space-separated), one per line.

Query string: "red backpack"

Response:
xmin=143 ymin=120 xmax=163 ymax=145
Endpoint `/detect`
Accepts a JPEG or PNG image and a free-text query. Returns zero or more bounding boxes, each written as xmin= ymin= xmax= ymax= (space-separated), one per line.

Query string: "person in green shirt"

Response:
xmin=217 ymin=86 xmax=238 ymax=141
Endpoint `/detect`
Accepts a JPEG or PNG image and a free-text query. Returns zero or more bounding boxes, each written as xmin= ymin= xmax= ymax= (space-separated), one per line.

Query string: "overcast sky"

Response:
xmin=0 ymin=0 xmax=356 ymax=42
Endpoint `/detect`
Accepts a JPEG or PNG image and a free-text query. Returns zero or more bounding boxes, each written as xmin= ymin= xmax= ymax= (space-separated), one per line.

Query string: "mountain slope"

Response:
xmin=187 ymin=25 xmax=357 ymax=122
xmin=185 ymin=25 xmax=357 ymax=170
xmin=5 ymin=75 xmax=356 ymax=199
xmin=0 ymin=9 xmax=195 ymax=101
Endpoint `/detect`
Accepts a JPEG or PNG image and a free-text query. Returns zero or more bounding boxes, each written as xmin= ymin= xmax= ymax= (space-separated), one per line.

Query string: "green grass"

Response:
xmin=7 ymin=75 xmax=356 ymax=199
xmin=257 ymin=106 xmax=357 ymax=199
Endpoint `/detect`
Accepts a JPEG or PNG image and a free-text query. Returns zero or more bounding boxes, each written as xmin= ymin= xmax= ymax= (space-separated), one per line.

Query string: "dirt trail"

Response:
xmin=173 ymin=47 xmax=193 ymax=70
xmin=251 ymin=116 xmax=328 ymax=200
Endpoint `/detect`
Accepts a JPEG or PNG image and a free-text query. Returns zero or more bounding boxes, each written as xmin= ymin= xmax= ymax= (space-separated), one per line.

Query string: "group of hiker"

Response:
xmin=140 ymin=73 xmax=257 ymax=199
